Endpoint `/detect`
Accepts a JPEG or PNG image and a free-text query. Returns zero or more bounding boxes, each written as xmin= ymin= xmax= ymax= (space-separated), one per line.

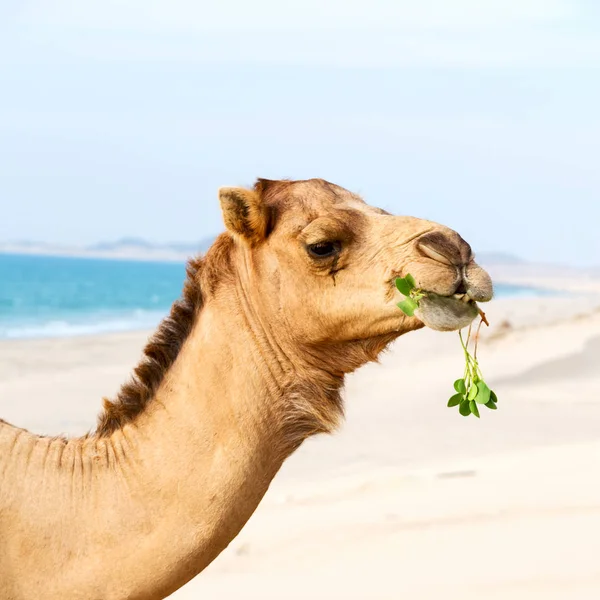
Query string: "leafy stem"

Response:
xmin=395 ymin=274 xmax=499 ymax=419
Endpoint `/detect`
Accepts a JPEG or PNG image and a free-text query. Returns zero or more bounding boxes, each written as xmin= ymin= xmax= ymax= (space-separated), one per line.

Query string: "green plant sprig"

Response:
xmin=395 ymin=274 xmax=499 ymax=418
xmin=394 ymin=274 xmax=425 ymax=317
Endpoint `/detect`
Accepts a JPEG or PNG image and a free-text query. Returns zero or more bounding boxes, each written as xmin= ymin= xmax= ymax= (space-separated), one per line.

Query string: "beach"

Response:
xmin=2 ymin=291 xmax=600 ymax=599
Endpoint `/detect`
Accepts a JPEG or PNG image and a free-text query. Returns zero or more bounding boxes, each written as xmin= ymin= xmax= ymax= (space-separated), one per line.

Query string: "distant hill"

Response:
xmin=0 ymin=236 xmax=217 ymax=262
xmin=86 ymin=237 xmax=215 ymax=255
xmin=88 ymin=237 xmax=158 ymax=251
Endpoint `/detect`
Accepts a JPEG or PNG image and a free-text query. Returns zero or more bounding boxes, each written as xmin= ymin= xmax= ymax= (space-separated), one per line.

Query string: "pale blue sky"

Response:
xmin=1 ymin=0 xmax=599 ymax=265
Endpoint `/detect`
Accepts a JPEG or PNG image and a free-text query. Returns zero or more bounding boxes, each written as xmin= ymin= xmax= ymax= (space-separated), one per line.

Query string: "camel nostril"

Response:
xmin=417 ymin=231 xmax=472 ymax=267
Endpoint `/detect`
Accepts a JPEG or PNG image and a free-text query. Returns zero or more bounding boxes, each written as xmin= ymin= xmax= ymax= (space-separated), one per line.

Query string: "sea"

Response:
xmin=0 ymin=253 xmax=546 ymax=341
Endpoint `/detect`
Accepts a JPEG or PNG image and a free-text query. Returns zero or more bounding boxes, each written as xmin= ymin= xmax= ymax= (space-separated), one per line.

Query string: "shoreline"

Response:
xmin=1 ymin=289 xmax=599 ymax=343
xmin=2 ymin=279 xmax=599 ymax=343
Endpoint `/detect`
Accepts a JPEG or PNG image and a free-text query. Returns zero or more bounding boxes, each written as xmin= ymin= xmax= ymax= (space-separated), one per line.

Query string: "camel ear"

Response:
xmin=219 ymin=186 xmax=271 ymax=244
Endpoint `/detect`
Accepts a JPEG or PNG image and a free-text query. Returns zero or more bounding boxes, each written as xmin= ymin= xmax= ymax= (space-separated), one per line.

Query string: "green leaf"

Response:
xmin=448 ymin=393 xmax=463 ymax=407
xmin=405 ymin=274 xmax=417 ymax=289
xmin=475 ymin=381 xmax=491 ymax=404
xmin=467 ymin=383 xmax=479 ymax=401
xmin=469 ymin=400 xmax=480 ymax=418
xmin=490 ymin=390 xmax=498 ymax=403
xmin=397 ymin=298 xmax=418 ymax=317
xmin=459 ymin=401 xmax=471 ymax=417
xmin=485 ymin=400 xmax=497 ymax=410
xmin=395 ymin=277 xmax=414 ymax=296
xmin=454 ymin=379 xmax=467 ymax=394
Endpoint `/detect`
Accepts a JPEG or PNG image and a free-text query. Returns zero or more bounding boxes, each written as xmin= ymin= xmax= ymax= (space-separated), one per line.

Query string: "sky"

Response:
xmin=0 ymin=0 xmax=599 ymax=266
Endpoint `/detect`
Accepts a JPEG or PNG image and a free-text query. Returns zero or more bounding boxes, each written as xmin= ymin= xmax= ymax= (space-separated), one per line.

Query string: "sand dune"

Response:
xmin=1 ymin=293 xmax=600 ymax=598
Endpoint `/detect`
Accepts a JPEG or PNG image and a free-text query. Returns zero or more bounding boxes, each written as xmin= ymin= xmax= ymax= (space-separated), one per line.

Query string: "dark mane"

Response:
xmin=95 ymin=257 xmax=204 ymax=436
xmin=93 ymin=234 xmax=233 ymax=437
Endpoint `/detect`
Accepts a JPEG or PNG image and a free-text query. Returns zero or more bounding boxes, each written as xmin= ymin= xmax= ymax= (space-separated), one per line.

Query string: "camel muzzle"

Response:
xmin=416 ymin=230 xmax=493 ymax=304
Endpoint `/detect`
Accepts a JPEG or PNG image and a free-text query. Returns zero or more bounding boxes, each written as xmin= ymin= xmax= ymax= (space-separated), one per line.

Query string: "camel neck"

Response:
xmin=97 ymin=298 xmax=295 ymax=598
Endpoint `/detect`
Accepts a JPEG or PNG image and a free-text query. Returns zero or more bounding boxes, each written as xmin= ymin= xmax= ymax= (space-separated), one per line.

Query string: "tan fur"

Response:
xmin=0 ymin=178 xmax=493 ymax=599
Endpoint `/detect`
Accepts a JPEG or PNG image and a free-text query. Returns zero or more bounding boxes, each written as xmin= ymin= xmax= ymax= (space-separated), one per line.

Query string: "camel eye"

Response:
xmin=307 ymin=241 xmax=341 ymax=259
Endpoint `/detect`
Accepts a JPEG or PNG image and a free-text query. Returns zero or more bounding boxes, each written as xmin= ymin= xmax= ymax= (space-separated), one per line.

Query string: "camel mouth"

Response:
xmin=388 ymin=270 xmax=493 ymax=332
xmin=414 ymin=292 xmax=481 ymax=332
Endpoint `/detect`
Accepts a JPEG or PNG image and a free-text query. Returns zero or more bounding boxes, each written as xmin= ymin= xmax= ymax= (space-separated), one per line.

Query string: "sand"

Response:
xmin=2 ymin=291 xmax=600 ymax=599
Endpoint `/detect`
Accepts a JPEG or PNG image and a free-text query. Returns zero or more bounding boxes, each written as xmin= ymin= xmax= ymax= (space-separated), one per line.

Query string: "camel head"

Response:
xmin=218 ymin=178 xmax=493 ymax=370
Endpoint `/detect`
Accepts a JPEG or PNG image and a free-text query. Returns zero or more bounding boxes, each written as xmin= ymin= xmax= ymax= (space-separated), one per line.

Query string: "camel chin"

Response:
xmin=415 ymin=293 xmax=480 ymax=332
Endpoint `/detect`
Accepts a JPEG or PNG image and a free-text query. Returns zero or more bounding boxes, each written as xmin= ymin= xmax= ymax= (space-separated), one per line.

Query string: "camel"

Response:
xmin=0 ymin=178 xmax=493 ymax=599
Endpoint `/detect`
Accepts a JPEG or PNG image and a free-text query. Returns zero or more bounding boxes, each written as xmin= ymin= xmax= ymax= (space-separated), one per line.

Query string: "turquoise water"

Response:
xmin=0 ymin=254 xmax=186 ymax=339
xmin=0 ymin=253 xmax=545 ymax=340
